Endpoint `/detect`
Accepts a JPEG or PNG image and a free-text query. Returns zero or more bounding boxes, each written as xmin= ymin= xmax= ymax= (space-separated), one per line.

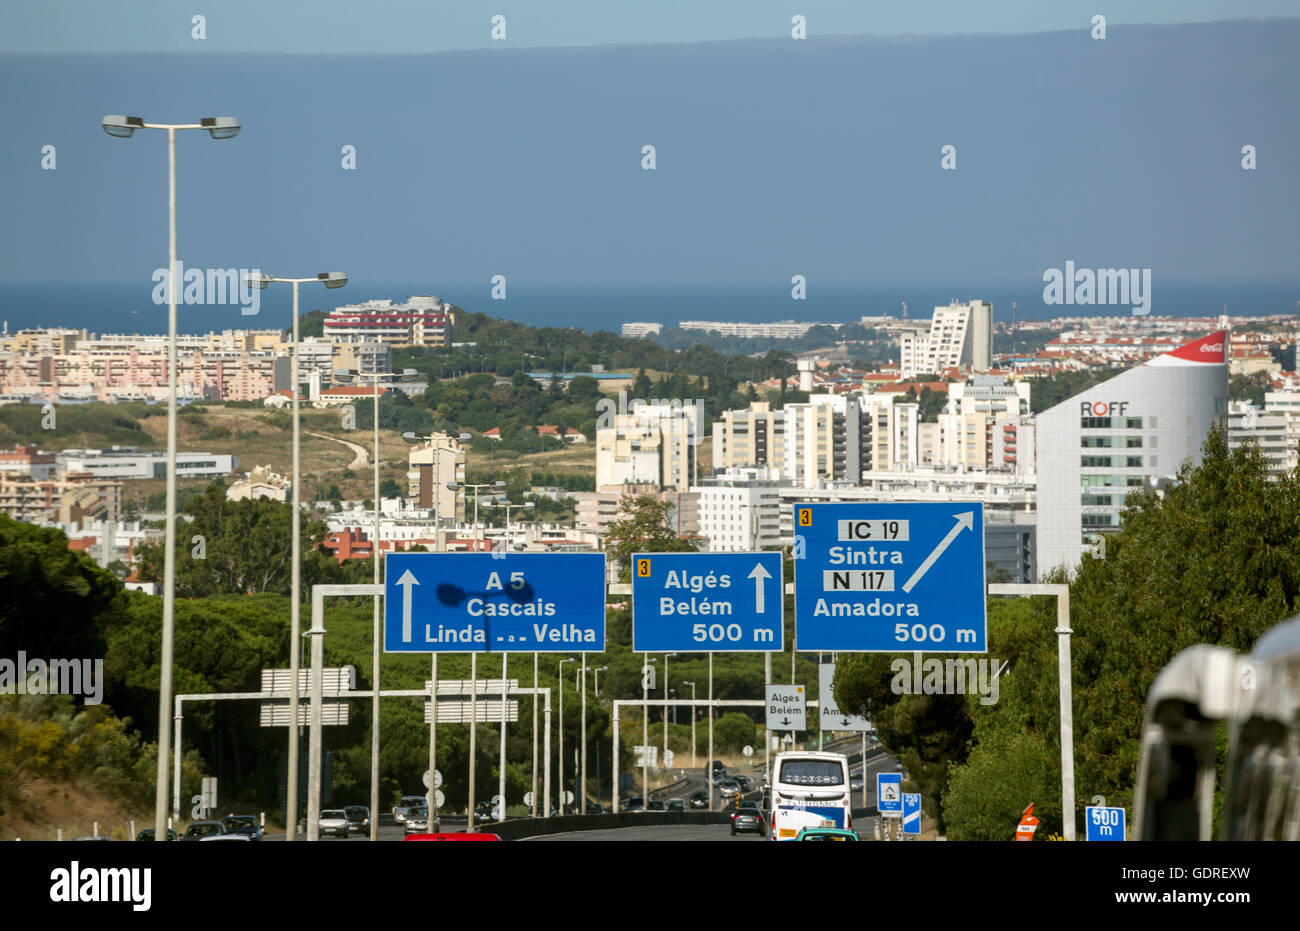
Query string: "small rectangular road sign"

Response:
xmin=765 ymin=684 xmax=806 ymax=731
xmin=1085 ymin=806 xmax=1126 ymax=841
xmin=877 ymin=772 xmax=902 ymax=814
xmin=902 ymin=793 xmax=922 ymax=835
xmin=818 ymin=662 xmax=871 ymax=732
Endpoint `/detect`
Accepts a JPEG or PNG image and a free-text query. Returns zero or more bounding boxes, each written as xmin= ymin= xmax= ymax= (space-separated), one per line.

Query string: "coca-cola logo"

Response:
xmin=1200 ymin=342 xmax=1223 ymax=353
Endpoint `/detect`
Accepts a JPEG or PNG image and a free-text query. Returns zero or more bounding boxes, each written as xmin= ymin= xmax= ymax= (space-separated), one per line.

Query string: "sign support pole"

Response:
xmin=708 ymin=651 xmax=715 ymax=811
xmin=580 ymin=652 xmax=587 ymax=813
xmin=468 ymin=652 xmax=477 ymax=830
xmin=531 ymin=652 xmax=538 ymax=818
xmin=429 ymin=654 xmax=438 ymax=829
xmin=498 ymin=654 xmax=508 ymax=821
xmin=642 ymin=652 xmax=649 ymax=809
xmin=764 ymin=651 xmax=771 ymax=792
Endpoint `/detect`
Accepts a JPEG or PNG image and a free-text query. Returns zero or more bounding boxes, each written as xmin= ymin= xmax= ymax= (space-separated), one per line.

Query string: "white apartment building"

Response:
xmin=1227 ymin=401 xmax=1295 ymax=477
xmin=596 ymin=405 xmax=699 ymax=492
xmin=678 ymin=320 xmax=840 ymax=339
xmin=406 ymin=433 xmax=468 ymax=519
xmin=693 ymin=468 xmax=784 ymax=552
xmin=898 ymin=300 xmax=993 ymax=378
xmin=621 ymin=322 xmax=663 ymax=338
xmin=57 ymin=447 xmax=237 ymax=479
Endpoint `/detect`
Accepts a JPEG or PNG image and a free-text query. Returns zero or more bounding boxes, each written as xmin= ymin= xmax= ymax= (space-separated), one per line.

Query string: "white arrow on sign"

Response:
xmin=902 ymin=511 xmax=974 ymax=593
xmin=748 ymin=561 xmax=772 ymax=614
xmin=397 ymin=569 xmax=419 ymax=641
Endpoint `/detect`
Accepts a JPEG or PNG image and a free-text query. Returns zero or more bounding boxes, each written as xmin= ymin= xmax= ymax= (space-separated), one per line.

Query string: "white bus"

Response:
xmin=768 ymin=750 xmax=852 ymax=840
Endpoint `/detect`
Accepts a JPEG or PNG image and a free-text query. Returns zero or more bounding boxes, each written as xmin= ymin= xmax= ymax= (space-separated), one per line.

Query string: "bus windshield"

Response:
xmin=778 ymin=759 xmax=844 ymax=787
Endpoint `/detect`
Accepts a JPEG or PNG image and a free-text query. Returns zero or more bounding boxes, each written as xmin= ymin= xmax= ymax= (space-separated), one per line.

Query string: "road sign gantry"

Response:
xmin=794 ymin=502 xmax=987 ymax=653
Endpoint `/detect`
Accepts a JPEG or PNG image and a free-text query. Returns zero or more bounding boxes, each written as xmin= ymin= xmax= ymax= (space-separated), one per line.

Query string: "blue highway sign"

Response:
xmin=902 ymin=793 xmax=922 ymax=835
xmin=384 ymin=552 xmax=606 ymax=653
xmin=876 ymin=772 xmax=902 ymax=814
xmin=631 ymin=552 xmax=783 ymax=652
xmin=793 ymin=502 xmax=987 ymax=653
xmin=1084 ymin=806 xmax=1126 ymax=841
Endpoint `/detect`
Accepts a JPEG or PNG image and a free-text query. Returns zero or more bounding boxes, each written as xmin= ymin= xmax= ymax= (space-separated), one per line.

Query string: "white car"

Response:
xmin=393 ymin=795 xmax=427 ymax=825
xmin=318 ymin=810 xmax=350 ymax=838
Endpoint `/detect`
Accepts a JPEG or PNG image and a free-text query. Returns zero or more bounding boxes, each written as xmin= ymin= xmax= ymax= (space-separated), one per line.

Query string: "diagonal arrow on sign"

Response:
xmin=397 ymin=569 xmax=419 ymax=642
xmin=901 ymin=511 xmax=974 ymax=593
xmin=748 ymin=562 xmax=772 ymax=614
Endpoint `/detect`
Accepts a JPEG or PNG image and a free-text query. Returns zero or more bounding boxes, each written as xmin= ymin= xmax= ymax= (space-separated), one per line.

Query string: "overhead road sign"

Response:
xmin=1085 ymin=806 xmax=1126 ymax=841
xmin=423 ymin=699 xmax=519 ymax=724
xmin=876 ymin=773 xmax=902 ymax=815
xmin=818 ymin=662 xmax=871 ymax=732
xmin=766 ymin=684 xmax=806 ymax=731
xmin=631 ymin=552 xmax=782 ymax=652
xmin=902 ymin=793 xmax=922 ymax=835
xmin=385 ymin=552 xmax=606 ymax=653
xmin=794 ymin=502 xmax=987 ymax=653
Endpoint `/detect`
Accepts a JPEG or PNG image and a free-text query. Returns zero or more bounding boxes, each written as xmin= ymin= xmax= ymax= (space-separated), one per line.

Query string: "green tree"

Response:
xmin=603 ymin=495 xmax=699 ymax=581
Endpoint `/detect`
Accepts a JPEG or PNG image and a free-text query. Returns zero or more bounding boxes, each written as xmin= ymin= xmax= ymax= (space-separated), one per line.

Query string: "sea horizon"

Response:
xmin=1 ymin=278 xmax=1296 ymax=338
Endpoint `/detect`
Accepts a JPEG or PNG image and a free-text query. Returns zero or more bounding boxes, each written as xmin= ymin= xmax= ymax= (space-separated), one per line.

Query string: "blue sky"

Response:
xmin=3 ymin=0 xmax=1297 ymax=53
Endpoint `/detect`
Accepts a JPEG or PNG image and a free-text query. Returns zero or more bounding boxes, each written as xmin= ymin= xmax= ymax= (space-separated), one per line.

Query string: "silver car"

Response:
xmin=393 ymin=795 xmax=427 ymax=825
xmin=319 ymin=809 xmax=350 ymax=838
xmin=404 ymin=807 xmax=430 ymax=835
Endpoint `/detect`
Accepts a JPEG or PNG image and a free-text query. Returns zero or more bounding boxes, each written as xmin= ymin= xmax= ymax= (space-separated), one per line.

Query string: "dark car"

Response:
xmin=688 ymin=790 xmax=709 ymax=809
xmin=135 ymin=829 xmax=178 ymax=841
xmin=623 ymin=796 xmax=645 ymax=812
xmin=733 ymin=774 xmax=751 ymax=791
xmin=222 ymin=815 xmax=262 ymax=841
xmin=731 ymin=805 xmax=766 ymax=836
xmin=344 ymin=806 xmax=370 ymax=835
xmin=181 ymin=821 xmax=225 ymax=841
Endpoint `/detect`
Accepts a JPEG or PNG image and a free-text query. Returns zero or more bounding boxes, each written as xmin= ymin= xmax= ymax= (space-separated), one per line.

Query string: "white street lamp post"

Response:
xmin=102 ymin=114 xmax=239 ymax=841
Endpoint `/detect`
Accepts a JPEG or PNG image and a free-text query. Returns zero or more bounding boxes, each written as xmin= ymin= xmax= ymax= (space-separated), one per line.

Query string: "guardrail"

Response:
xmin=490 ymin=810 xmax=733 ymax=840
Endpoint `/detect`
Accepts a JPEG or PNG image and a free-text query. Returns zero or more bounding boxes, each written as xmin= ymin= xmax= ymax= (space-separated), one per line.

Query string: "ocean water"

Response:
xmin=1 ymin=279 xmax=1296 ymax=337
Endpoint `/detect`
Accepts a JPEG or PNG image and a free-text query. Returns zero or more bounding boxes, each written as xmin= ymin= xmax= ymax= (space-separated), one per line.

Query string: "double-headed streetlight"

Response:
xmin=585 ymin=663 xmax=607 ymax=810
xmin=557 ymin=656 xmax=577 ymax=814
xmin=102 ymin=113 xmax=239 ymax=841
xmin=245 ymin=271 xmax=346 ymax=841
xmin=483 ymin=498 xmax=536 ymax=814
xmin=446 ymin=479 xmax=506 ymax=830
xmin=337 ymin=367 xmax=417 ymax=840
xmin=663 ymin=652 xmax=678 ymax=768
xmin=402 ymin=430 xmax=470 ymax=828
xmin=681 ymin=680 xmax=698 ymax=768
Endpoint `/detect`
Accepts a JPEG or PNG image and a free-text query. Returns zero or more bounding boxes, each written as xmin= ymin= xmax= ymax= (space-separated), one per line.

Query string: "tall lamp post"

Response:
xmin=446 ymin=479 xmax=506 ymax=830
xmin=245 ymin=271 xmax=347 ymax=841
xmin=402 ymin=430 xmax=471 ymax=829
xmin=557 ymin=656 xmax=576 ymax=813
xmin=590 ymin=664 xmax=607 ymax=809
xmin=344 ymin=367 xmax=417 ymax=839
xmin=662 ymin=652 xmax=678 ymax=767
xmin=102 ymin=114 xmax=240 ymax=841
xmin=682 ymin=680 xmax=697 ymax=768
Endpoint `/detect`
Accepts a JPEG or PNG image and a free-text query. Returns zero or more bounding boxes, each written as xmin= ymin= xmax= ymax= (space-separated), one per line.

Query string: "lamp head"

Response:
xmin=245 ymin=272 xmax=272 ymax=290
xmin=318 ymin=271 xmax=348 ymax=290
xmin=102 ymin=115 xmax=144 ymax=138
xmin=201 ymin=117 xmax=241 ymax=139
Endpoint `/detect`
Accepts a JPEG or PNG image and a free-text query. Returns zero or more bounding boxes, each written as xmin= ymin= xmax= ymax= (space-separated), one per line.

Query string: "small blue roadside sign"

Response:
xmin=632 ymin=552 xmax=783 ymax=652
xmin=1084 ymin=805 xmax=1126 ymax=841
xmin=876 ymin=772 xmax=902 ymax=815
xmin=794 ymin=502 xmax=987 ymax=653
xmin=384 ymin=552 xmax=606 ymax=653
xmin=902 ymin=793 xmax=922 ymax=835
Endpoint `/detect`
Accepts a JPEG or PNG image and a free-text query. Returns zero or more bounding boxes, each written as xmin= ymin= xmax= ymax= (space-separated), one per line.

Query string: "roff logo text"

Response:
xmin=1081 ymin=401 xmax=1129 ymax=417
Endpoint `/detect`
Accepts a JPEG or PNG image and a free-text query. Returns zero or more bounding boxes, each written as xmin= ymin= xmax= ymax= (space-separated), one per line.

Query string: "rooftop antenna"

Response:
xmin=1011 ymin=300 xmax=1018 ymax=371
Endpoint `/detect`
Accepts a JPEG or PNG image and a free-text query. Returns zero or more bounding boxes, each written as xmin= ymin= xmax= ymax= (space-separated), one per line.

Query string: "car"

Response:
xmin=222 ymin=814 xmax=262 ymax=841
xmin=646 ymin=799 xmax=666 ymax=811
xmin=404 ymin=807 xmax=432 ymax=835
xmin=393 ymin=795 xmax=427 ymax=825
xmin=319 ymin=809 xmax=351 ymax=838
xmin=794 ymin=827 xmax=859 ymax=841
xmin=710 ymin=760 xmax=726 ymax=775
xmin=181 ymin=821 xmax=226 ymax=841
xmin=849 ymin=773 xmax=864 ymax=792
xmin=623 ymin=796 xmax=645 ymax=812
xmin=666 ymin=798 xmax=687 ymax=811
xmin=344 ymin=806 xmax=370 ymax=835
xmin=72 ymin=836 xmax=111 ymax=841
xmin=733 ymin=774 xmax=751 ymax=791
xmin=135 ymin=829 xmax=178 ymax=841
xmin=585 ymin=802 xmax=609 ymax=814
xmin=403 ymin=832 xmax=502 ymax=841
xmin=731 ymin=806 xmax=766 ymax=836
xmin=688 ymin=790 xmax=709 ymax=809
xmin=719 ymin=779 xmax=741 ymax=799
xmin=200 ymin=834 xmax=250 ymax=841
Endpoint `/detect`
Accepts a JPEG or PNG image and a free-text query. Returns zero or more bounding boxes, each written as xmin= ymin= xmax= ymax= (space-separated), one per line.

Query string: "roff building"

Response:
xmin=1036 ymin=330 xmax=1228 ymax=578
